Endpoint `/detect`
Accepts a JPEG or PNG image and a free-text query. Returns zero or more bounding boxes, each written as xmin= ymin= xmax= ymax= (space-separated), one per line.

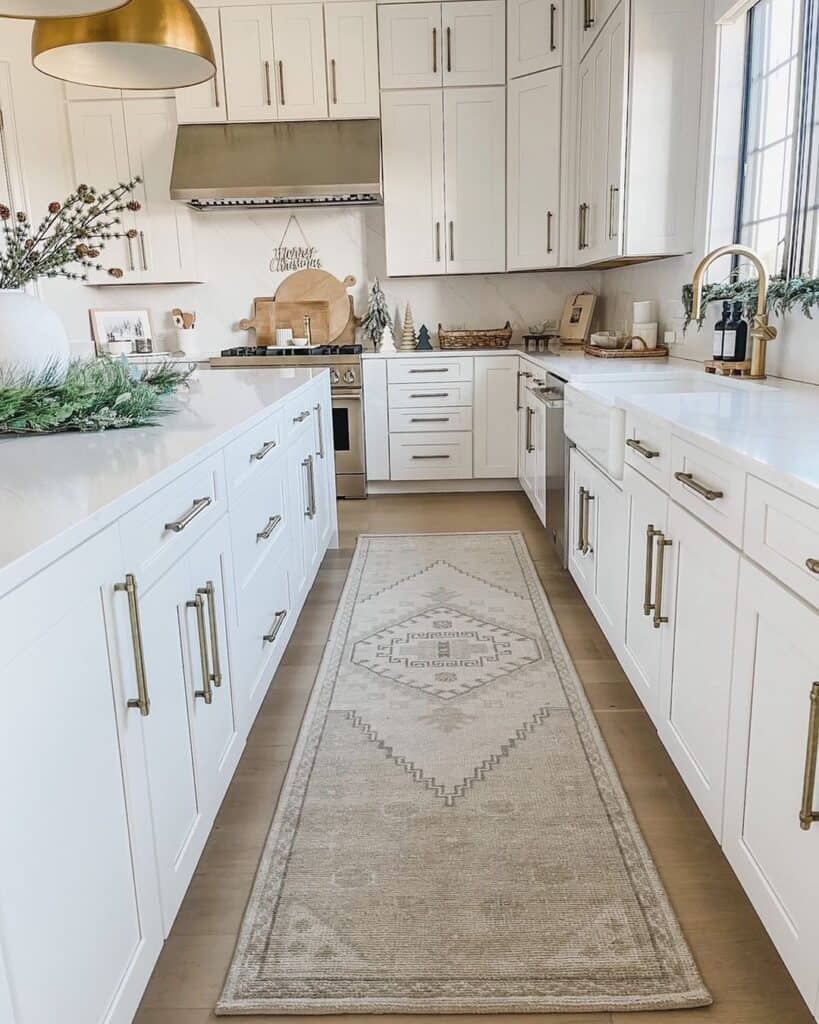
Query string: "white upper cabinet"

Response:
xmin=176 ymin=7 xmax=227 ymax=124
xmin=378 ymin=3 xmax=442 ymax=89
xmin=221 ymin=5 xmax=279 ymax=121
xmin=507 ymin=67 xmax=560 ymax=270
xmin=271 ymin=4 xmax=328 ymax=119
xmin=381 ymin=89 xmax=446 ymax=276
xmin=507 ymin=0 xmax=561 ymax=78
xmin=441 ymin=0 xmax=505 ymax=86
xmin=324 ymin=1 xmax=380 ymax=117
xmin=443 ymin=86 xmax=505 ymax=273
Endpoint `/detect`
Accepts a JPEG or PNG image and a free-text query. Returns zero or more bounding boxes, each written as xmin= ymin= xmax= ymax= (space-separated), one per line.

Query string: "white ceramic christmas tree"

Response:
xmin=400 ymin=303 xmax=417 ymax=351
xmin=380 ymin=322 xmax=397 ymax=354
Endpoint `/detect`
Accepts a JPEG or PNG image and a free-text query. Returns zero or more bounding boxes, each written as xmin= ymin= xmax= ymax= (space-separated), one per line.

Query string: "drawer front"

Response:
xmin=624 ymin=410 xmax=671 ymax=491
xmin=230 ymin=469 xmax=289 ymax=593
xmin=389 ymin=406 xmax=473 ymax=432
xmin=389 ymin=431 xmax=473 ymax=479
xmin=387 ymin=357 xmax=473 ymax=383
xmin=283 ymin=390 xmax=315 ymax=444
xmin=744 ymin=475 xmax=819 ymax=609
xmin=119 ymin=454 xmax=225 ymax=587
xmin=388 ymin=381 xmax=474 ymax=409
xmin=669 ymin=436 xmax=746 ymax=546
xmin=223 ymin=408 xmax=284 ymax=495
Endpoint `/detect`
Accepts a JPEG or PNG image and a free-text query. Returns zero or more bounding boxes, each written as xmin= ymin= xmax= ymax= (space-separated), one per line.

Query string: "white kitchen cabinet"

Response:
xmin=311 ymin=384 xmax=337 ymax=552
xmin=507 ymin=67 xmax=560 ymax=270
xmin=519 ymin=383 xmax=547 ymax=524
xmin=578 ymin=0 xmax=619 ymax=59
xmin=507 ymin=0 xmax=561 ymax=77
xmin=381 ymin=89 xmax=446 ymax=276
xmin=621 ymin=464 xmax=669 ymax=724
xmin=0 ymin=528 xmax=162 ymax=1024
xmin=473 ymin=355 xmax=518 ymax=478
xmin=271 ymin=4 xmax=328 ymax=120
xmin=175 ymin=7 xmax=226 ymax=123
xmin=657 ymin=502 xmax=739 ymax=839
xmin=724 ymin=560 xmax=819 ymax=1009
xmin=289 ymin=426 xmax=322 ymax=601
xmin=324 ymin=1 xmax=379 ymax=117
xmin=363 ymin=358 xmax=390 ymax=480
xmin=443 ymin=86 xmax=506 ymax=273
xmin=378 ymin=3 xmax=442 ymax=89
xmin=221 ymin=5 xmax=278 ymax=121
xmin=441 ymin=0 xmax=505 ymax=85
xmin=568 ymin=446 xmax=596 ymax=593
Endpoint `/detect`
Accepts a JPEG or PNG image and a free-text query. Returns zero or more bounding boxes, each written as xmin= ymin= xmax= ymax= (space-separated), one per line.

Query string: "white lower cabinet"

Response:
xmin=473 ymin=354 xmax=518 ymax=478
xmin=723 ymin=560 xmax=819 ymax=1009
xmin=520 ymin=385 xmax=546 ymax=523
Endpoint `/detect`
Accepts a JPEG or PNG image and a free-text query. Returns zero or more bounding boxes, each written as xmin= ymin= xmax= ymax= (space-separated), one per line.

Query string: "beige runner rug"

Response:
xmin=218 ymin=532 xmax=710 ymax=1015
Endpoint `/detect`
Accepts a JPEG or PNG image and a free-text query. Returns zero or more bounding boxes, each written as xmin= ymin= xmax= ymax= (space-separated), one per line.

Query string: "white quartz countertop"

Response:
xmin=0 ymin=367 xmax=325 ymax=595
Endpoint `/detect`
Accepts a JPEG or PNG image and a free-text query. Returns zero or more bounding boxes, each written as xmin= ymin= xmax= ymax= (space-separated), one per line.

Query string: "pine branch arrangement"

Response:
xmin=682 ymin=274 xmax=819 ymax=329
xmin=0 ymin=178 xmax=142 ymax=289
xmin=361 ymin=278 xmax=391 ymax=349
xmin=0 ymin=357 xmax=192 ymax=435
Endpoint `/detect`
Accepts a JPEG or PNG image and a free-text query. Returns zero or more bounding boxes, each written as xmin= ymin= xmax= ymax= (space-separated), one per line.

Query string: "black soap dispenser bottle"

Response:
xmin=713 ymin=301 xmax=730 ymax=360
xmin=728 ymin=301 xmax=749 ymax=362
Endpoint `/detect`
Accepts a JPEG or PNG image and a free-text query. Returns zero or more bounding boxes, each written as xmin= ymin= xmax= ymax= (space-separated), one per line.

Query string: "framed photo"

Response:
xmin=559 ymin=292 xmax=597 ymax=344
xmin=90 ymin=308 xmax=154 ymax=356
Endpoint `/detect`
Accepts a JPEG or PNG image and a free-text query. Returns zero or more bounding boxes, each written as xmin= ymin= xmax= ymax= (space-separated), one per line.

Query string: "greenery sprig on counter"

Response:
xmin=0 ymin=357 xmax=193 ymax=436
xmin=682 ymin=275 xmax=819 ymax=329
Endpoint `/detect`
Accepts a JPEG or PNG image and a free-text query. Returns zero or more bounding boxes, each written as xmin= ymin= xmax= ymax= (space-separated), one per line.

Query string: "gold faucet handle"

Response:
xmin=751 ymin=315 xmax=778 ymax=343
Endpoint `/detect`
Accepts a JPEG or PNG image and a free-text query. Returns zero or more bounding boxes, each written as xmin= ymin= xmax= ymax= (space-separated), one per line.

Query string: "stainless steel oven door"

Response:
xmin=331 ymin=389 xmax=365 ymax=477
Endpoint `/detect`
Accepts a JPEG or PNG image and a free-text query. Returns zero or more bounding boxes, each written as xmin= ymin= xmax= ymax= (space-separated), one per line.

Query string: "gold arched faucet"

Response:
xmin=689 ymin=244 xmax=777 ymax=379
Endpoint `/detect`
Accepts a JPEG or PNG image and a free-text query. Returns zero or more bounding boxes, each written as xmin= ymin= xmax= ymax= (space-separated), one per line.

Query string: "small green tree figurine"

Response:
xmin=361 ymin=278 xmax=391 ymax=350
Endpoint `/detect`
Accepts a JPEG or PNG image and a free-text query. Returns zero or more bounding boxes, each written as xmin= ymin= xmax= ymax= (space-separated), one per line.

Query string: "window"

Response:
xmin=735 ymin=0 xmax=819 ymax=276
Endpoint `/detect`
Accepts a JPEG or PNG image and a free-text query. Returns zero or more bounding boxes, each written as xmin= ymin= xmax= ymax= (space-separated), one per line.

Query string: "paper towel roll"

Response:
xmin=633 ymin=300 xmax=655 ymax=324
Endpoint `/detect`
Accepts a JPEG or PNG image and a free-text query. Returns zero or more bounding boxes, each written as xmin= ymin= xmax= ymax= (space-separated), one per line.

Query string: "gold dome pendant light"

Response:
xmin=2 ymin=0 xmax=128 ymax=18
xmin=32 ymin=0 xmax=215 ymax=90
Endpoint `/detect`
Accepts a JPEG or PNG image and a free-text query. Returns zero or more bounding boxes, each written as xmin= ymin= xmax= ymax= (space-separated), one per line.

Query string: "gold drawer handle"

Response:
xmin=264 ymin=609 xmax=287 ymax=644
xmin=806 ymin=557 xmax=819 ymax=574
xmin=652 ymin=531 xmax=672 ymax=629
xmin=293 ymin=409 xmax=311 ymax=424
xmin=257 ymin=513 xmax=282 ymax=541
xmin=197 ymin=581 xmax=222 ymax=687
xmin=799 ymin=683 xmax=819 ymax=830
xmin=164 ymin=495 xmax=212 ymax=533
xmin=187 ymin=592 xmax=213 ymax=704
xmin=314 ymin=403 xmax=325 ymax=459
xmin=581 ymin=490 xmax=594 ymax=555
xmin=412 ymin=454 xmax=450 ymax=460
xmin=409 ymin=367 xmax=449 ymax=373
xmin=643 ymin=525 xmax=659 ymax=616
xmin=674 ymin=471 xmax=724 ymax=502
xmin=411 ymin=417 xmax=450 ymax=423
xmin=250 ymin=439 xmax=277 ymax=461
xmin=626 ymin=438 xmax=660 ymax=460
xmin=114 ymin=573 xmax=150 ymax=716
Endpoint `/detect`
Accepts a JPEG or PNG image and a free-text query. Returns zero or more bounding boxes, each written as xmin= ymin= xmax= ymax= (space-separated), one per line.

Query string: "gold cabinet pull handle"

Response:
xmin=138 ymin=230 xmax=148 ymax=271
xmin=188 ymin=592 xmax=213 ymax=703
xmin=197 ymin=581 xmax=223 ymax=687
xmin=293 ymin=409 xmax=310 ymax=423
xmin=264 ymin=59 xmax=272 ymax=105
xmin=257 ymin=513 xmax=282 ymax=541
xmin=578 ymin=203 xmax=589 ymax=250
xmin=799 ymin=683 xmax=819 ymax=829
xmin=806 ymin=557 xmax=819 ymax=574
xmin=435 ymin=220 xmax=441 ymax=262
xmin=581 ymin=490 xmax=595 ymax=555
xmin=653 ymin=532 xmax=672 ymax=628
xmin=608 ymin=184 xmax=620 ymax=239
xmin=549 ymin=2 xmax=556 ymax=49
xmin=330 ymin=57 xmax=338 ymax=104
xmin=250 ymin=438 xmax=277 ymax=461
xmin=264 ymin=609 xmax=288 ymax=644
xmin=674 ymin=471 xmax=724 ymax=502
xmin=314 ymin=403 xmax=324 ymax=458
xmin=643 ymin=524 xmax=658 ymax=615
xmin=432 ymin=25 xmax=437 ymax=72
xmin=302 ymin=455 xmax=316 ymax=519
xmin=278 ymin=59 xmax=285 ymax=105
xmin=626 ymin=438 xmax=660 ymax=460
xmin=446 ymin=25 xmax=452 ymax=72
xmin=526 ymin=406 xmax=535 ymax=453
xmin=164 ymin=495 xmax=212 ymax=533
xmin=126 ymin=233 xmax=135 ymax=272
xmin=449 ymin=220 xmax=454 ymax=261
xmin=410 ymin=416 xmax=450 ymax=423
xmin=115 ymin=573 xmax=150 ymax=716
xmin=576 ymin=486 xmax=587 ymax=552
xmin=546 ymin=210 xmax=553 ymax=254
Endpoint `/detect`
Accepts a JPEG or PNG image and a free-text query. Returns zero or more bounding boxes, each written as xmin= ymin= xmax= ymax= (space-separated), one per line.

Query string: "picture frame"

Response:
xmin=559 ymin=292 xmax=597 ymax=344
xmin=90 ymin=308 xmax=154 ymax=356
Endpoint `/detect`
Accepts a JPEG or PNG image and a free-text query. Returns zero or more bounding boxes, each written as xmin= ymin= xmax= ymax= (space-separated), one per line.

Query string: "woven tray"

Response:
xmin=438 ymin=321 xmax=513 ymax=349
xmin=583 ymin=343 xmax=669 ymax=359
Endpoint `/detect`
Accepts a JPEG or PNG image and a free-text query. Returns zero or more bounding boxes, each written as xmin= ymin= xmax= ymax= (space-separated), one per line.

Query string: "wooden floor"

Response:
xmin=135 ymin=492 xmax=812 ymax=1024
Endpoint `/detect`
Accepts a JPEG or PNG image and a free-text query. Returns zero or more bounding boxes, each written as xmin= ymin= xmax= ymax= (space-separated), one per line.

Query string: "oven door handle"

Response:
xmin=334 ymin=390 xmax=362 ymax=401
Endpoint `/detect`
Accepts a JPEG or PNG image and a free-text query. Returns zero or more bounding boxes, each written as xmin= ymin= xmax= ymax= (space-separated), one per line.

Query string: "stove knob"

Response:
xmin=330 ymin=368 xmax=341 ymax=384
xmin=343 ymin=369 xmax=356 ymax=384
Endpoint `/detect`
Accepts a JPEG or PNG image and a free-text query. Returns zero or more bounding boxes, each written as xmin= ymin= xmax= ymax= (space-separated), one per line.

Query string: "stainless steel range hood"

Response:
xmin=170 ymin=119 xmax=382 ymax=210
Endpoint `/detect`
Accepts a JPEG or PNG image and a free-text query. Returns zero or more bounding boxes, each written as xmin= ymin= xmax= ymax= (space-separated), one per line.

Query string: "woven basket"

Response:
xmin=437 ymin=321 xmax=513 ymax=349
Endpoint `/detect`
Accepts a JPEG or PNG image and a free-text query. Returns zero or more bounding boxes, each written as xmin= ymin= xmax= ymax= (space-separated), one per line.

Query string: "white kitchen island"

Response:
xmin=0 ymin=368 xmax=336 ymax=1024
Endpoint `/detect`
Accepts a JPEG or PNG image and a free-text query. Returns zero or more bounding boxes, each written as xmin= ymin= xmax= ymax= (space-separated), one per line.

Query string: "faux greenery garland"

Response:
xmin=0 ymin=358 xmax=192 ymax=436
xmin=682 ymin=275 xmax=819 ymax=329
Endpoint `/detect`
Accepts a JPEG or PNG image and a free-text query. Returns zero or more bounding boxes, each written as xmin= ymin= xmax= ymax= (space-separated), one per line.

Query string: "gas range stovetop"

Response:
xmin=210 ymin=343 xmax=364 ymax=388
xmin=217 ymin=344 xmax=363 ymax=358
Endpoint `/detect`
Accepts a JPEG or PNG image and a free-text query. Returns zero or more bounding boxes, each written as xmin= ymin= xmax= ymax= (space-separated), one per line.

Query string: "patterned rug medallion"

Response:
xmin=218 ymin=533 xmax=710 ymax=1015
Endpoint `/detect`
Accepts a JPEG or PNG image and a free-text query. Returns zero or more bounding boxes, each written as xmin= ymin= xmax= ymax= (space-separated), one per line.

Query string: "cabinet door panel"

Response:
xmin=568 ymin=447 xmax=595 ymax=595
xmin=442 ymin=0 xmax=505 ymax=86
xmin=473 ymin=355 xmax=518 ymax=478
xmin=272 ymin=4 xmax=328 ymax=120
xmin=443 ymin=86 xmax=505 ymax=273
xmin=591 ymin=468 xmax=627 ymax=650
xmin=599 ymin=3 xmax=626 ymax=259
xmin=577 ymin=0 xmax=619 ymax=60
xmin=574 ymin=49 xmax=595 ymax=263
xmin=325 ymin=1 xmax=379 ymax=117
xmin=659 ymin=503 xmax=739 ymax=839
xmin=381 ymin=89 xmax=445 ymax=276
xmin=175 ymin=7 xmax=226 ymax=123
xmin=507 ymin=68 xmax=560 ymax=270
xmin=508 ymin=0 xmax=561 ymax=77
xmin=123 ymin=98 xmax=196 ymax=281
xmin=378 ymin=2 xmax=442 ymax=89
xmin=724 ymin=561 xmax=819 ymax=1007
xmin=221 ymin=5 xmax=278 ymax=121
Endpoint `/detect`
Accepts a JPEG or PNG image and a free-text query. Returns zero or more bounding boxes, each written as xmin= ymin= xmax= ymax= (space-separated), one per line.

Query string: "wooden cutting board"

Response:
xmin=238 ymin=298 xmax=276 ymax=344
xmin=275 ymin=269 xmax=356 ymax=343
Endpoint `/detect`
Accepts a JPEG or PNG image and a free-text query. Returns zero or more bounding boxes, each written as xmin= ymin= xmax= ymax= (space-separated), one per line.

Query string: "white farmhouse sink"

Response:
xmin=564 ymin=374 xmax=777 ymax=479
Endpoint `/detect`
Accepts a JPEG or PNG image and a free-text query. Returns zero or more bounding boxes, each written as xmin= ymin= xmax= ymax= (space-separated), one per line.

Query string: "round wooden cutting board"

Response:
xmin=275 ymin=269 xmax=356 ymax=343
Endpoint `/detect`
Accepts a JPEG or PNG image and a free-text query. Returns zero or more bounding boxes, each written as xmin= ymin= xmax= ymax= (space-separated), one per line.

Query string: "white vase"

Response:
xmin=0 ymin=289 xmax=70 ymax=375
